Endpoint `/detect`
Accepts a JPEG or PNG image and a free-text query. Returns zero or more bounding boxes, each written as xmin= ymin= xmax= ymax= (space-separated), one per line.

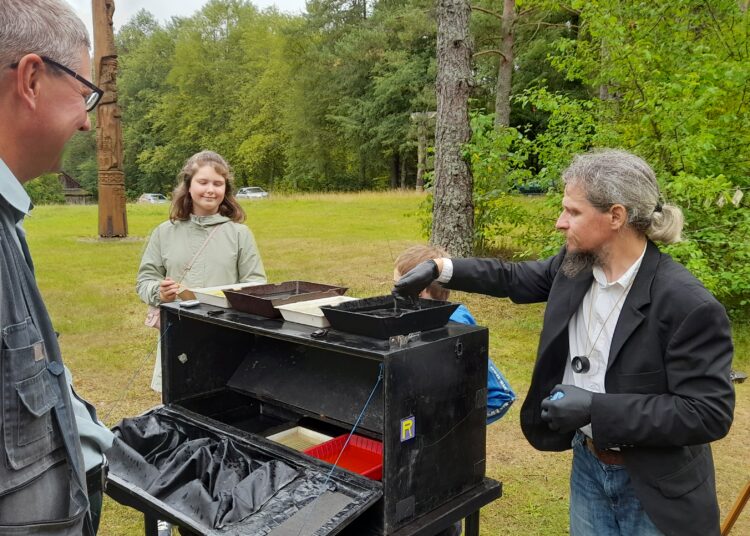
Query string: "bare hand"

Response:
xmin=159 ymin=278 xmax=180 ymax=302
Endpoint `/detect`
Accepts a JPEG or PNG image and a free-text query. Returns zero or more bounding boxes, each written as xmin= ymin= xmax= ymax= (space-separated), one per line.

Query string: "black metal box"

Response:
xmin=106 ymin=302 xmax=501 ymax=535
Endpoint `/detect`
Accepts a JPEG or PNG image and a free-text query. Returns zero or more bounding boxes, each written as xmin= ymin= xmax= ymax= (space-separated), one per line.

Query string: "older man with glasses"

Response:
xmin=0 ymin=1 xmax=111 ymax=535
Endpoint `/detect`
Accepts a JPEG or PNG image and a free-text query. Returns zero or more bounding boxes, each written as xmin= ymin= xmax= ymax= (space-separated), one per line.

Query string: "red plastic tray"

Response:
xmin=303 ymin=434 xmax=383 ymax=481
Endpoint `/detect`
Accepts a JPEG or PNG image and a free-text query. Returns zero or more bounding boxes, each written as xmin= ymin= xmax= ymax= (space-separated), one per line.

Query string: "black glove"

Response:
xmin=540 ymin=384 xmax=593 ymax=433
xmin=393 ymin=259 xmax=440 ymax=298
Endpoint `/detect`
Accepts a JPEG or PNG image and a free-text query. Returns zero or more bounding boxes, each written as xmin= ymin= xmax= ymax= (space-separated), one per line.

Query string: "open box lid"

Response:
xmin=107 ymin=406 xmax=382 ymax=536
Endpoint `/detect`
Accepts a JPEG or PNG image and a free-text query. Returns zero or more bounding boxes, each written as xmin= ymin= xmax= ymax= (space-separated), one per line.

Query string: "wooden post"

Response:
xmin=721 ymin=480 xmax=750 ymax=535
xmin=92 ymin=0 xmax=127 ymax=237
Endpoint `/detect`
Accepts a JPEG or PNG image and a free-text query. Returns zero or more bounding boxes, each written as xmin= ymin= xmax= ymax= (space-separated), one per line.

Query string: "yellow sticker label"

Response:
xmin=400 ymin=416 xmax=415 ymax=442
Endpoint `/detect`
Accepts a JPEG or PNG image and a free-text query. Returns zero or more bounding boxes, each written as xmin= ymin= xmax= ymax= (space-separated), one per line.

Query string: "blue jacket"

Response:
xmin=450 ymin=304 xmax=515 ymax=424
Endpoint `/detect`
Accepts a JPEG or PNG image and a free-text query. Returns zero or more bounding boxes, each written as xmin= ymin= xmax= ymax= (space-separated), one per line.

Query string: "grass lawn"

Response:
xmin=24 ymin=191 xmax=750 ymax=536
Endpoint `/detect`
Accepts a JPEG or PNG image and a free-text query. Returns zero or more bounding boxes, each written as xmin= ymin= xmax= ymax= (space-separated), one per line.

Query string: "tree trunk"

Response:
xmin=433 ymin=0 xmax=474 ymax=257
xmin=494 ymin=0 xmax=515 ymax=129
xmin=390 ymin=153 xmax=399 ymax=189
xmin=416 ymin=121 xmax=426 ymax=191
xmin=400 ymin=152 xmax=407 ymax=189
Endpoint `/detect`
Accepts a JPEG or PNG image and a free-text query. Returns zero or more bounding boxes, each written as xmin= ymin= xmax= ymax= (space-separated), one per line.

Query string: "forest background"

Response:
xmin=27 ymin=0 xmax=750 ymax=315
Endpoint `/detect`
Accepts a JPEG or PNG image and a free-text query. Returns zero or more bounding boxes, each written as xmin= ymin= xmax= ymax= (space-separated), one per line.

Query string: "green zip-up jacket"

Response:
xmin=136 ymin=213 xmax=266 ymax=306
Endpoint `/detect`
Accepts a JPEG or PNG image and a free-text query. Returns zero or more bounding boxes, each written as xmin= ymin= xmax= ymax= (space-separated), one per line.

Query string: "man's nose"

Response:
xmin=555 ymin=213 xmax=567 ymax=230
xmin=79 ymin=113 xmax=91 ymax=132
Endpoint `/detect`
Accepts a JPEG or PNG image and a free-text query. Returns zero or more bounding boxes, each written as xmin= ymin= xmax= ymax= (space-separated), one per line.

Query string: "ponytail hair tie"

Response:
xmin=654 ymin=202 xmax=663 ymax=213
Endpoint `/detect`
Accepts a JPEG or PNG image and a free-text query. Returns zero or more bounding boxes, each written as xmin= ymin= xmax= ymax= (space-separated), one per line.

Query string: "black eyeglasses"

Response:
xmin=10 ymin=56 xmax=103 ymax=112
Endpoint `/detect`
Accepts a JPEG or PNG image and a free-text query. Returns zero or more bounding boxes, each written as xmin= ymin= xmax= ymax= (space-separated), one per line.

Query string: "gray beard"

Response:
xmin=561 ymin=251 xmax=600 ymax=279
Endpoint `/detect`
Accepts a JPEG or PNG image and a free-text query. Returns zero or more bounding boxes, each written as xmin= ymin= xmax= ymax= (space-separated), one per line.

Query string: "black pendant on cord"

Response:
xmin=572 ymin=355 xmax=591 ymax=374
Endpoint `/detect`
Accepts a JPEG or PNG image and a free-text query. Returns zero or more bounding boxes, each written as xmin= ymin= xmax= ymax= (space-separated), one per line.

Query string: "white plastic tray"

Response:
xmin=276 ymin=295 xmax=358 ymax=327
xmin=180 ymin=282 xmax=264 ymax=308
xmin=266 ymin=426 xmax=332 ymax=451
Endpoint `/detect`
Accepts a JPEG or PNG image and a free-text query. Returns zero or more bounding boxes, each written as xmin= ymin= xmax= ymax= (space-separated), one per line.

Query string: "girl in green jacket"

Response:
xmin=136 ymin=150 xmax=267 ymax=392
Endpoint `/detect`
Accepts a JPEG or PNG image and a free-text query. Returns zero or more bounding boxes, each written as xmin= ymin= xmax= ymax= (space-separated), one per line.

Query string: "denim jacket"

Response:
xmin=0 ymin=192 xmax=89 ymax=533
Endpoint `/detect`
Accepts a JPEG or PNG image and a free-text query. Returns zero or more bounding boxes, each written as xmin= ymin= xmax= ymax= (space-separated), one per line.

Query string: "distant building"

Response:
xmin=58 ymin=172 xmax=93 ymax=205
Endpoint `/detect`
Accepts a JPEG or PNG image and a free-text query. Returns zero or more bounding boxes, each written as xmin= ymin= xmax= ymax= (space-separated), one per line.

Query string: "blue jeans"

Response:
xmin=570 ymin=432 xmax=663 ymax=536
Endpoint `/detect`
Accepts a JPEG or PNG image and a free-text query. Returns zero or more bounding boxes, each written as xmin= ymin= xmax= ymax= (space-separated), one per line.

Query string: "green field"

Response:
xmin=24 ymin=192 xmax=750 ymax=535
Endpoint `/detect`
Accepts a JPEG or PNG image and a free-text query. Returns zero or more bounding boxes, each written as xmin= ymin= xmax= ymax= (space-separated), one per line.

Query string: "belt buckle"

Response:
xmin=586 ymin=437 xmax=623 ymax=465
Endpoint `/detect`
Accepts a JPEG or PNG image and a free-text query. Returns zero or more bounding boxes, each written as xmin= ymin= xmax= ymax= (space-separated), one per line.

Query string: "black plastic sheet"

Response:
xmin=110 ymin=413 xmax=298 ymax=529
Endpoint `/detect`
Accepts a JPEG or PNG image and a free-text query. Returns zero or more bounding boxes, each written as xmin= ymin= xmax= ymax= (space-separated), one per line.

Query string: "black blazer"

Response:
xmin=448 ymin=241 xmax=734 ymax=536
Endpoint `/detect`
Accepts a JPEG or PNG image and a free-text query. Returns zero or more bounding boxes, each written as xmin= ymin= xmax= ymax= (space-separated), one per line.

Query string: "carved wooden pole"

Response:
xmin=93 ymin=0 xmax=127 ymax=237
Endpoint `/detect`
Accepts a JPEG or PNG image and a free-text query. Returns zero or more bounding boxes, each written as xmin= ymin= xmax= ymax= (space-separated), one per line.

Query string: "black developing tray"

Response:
xmin=320 ymin=296 xmax=460 ymax=339
xmin=223 ymin=281 xmax=347 ymax=318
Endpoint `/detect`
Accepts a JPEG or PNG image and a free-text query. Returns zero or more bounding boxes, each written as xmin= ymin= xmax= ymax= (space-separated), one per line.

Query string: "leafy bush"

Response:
xmin=24 ymin=174 xmax=65 ymax=205
xmin=661 ymin=173 xmax=750 ymax=316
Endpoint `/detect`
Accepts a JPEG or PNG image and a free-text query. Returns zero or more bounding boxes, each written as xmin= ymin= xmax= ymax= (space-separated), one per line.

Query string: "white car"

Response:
xmin=138 ymin=193 xmax=168 ymax=204
xmin=236 ymin=187 xmax=269 ymax=199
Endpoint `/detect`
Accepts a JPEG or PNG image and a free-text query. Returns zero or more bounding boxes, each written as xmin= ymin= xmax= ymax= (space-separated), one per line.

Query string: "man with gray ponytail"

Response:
xmin=395 ymin=148 xmax=734 ymax=536
xmin=0 ymin=1 xmax=107 ymax=534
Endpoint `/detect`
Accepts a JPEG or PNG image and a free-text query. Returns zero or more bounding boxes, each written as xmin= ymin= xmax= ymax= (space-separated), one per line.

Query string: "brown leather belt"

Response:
xmin=585 ymin=437 xmax=625 ymax=465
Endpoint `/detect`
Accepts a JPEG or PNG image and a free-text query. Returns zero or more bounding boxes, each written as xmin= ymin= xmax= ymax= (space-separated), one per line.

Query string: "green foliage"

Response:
xmin=24 ymin=174 xmax=65 ymax=205
xmin=62 ymin=129 xmax=98 ymax=198
xmin=117 ymin=9 xmax=178 ymax=196
xmin=464 ymin=112 xmax=532 ymax=254
xmin=661 ymin=174 xmax=750 ymax=315
xmin=463 ymin=1 xmax=750 ymax=316
xmin=542 ymin=0 xmax=750 ymax=316
xmin=515 ymin=87 xmax=600 ymax=185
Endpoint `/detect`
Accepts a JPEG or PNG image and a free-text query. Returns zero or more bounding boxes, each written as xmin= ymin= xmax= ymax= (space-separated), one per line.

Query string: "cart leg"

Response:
xmin=144 ymin=513 xmax=159 ymax=536
xmin=464 ymin=510 xmax=479 ymax=536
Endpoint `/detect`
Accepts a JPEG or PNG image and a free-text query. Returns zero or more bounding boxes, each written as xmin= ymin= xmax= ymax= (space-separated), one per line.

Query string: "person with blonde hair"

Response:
xmin=395 ymin=149 xmax=734 ymax=536
xmin=0 ymin=1 xmax=107 ymax=533
xmin=137 ymin=150 xmax=266 ymax=392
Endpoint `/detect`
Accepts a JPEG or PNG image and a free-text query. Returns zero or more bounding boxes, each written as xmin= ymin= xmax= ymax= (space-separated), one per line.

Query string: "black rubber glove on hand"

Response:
xmin=540 ymin=384 xmax=593 ymax=433
xmin=393 ymin=259 xmax=439 ymax=298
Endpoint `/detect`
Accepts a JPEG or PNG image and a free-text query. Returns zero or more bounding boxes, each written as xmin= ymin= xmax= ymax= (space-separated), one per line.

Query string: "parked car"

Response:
xmin=236 ymin=187 xmax=269 ymax=199
xmin=138 ymin=193 xmax=168 ymax=204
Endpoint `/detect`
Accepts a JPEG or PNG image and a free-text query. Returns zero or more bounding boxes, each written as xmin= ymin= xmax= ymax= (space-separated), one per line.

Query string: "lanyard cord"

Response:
xmin=581 ymin=276 xmax=635 ymax=358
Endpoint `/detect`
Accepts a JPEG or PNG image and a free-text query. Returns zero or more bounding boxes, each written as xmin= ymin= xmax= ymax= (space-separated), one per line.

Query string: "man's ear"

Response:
xmin=610 ymin=204 xmax=628 ymax=230
xmin=15 ymin=54 xmax=44 ymax=111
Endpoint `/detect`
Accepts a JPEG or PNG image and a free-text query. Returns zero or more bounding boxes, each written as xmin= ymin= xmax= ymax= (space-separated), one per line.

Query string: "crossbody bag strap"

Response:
xmin=175 ymin=223 xmax=224 ymax=286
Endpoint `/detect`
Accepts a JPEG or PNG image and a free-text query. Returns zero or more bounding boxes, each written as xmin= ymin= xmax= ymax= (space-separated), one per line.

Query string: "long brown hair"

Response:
xmin=169 ymin=150 xmax=246 ymax=223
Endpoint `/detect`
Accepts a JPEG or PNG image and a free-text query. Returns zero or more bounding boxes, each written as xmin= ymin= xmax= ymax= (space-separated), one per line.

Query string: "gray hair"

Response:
xmin=0 ymin=0 xmax=90 ymax=70
xmin=562 ymin=149 xmax=683 ymax=244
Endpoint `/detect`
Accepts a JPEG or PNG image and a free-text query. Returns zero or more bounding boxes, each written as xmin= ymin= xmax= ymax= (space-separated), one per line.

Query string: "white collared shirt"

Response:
xmin=564 ymin=244 xmax=647 ymax=437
